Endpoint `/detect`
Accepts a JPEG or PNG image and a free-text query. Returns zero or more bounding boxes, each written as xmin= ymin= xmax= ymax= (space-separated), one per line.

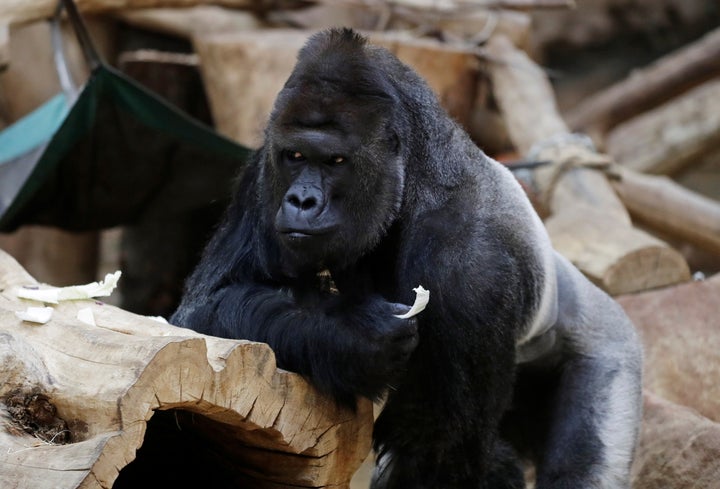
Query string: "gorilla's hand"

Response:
xmin=328 ymin=296 xmax=418 ymax=401
xmin=374 ymin=301 xmax=419 ymax=370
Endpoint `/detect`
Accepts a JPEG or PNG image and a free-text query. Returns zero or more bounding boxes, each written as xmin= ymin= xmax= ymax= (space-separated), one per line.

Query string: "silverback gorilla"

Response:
xmin=171 ymin=28 xmax=643 ymax=489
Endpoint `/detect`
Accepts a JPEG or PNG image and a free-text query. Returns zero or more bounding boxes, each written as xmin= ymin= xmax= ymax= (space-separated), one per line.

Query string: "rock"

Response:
xmin=618 ymin=274 xmax=720 ymax=422
xmin=632 ymin=393 xmax=720 ymax=489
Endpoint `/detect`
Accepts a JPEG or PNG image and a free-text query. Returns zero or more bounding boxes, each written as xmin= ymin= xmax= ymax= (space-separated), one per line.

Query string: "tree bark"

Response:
xmin=0 ymin=249 xmax=372 ymax=489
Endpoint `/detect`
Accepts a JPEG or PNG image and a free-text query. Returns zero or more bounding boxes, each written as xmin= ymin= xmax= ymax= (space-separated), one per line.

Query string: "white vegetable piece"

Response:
xmin=15 ymin=306 xmax=54 ymax=324
xmin=394 ymin=285 xmax=430 ymax=319
xmin=17 ymin=271 xmax=122 ymax=304
xmin=77 ymin=307 xmax=97 ymax=326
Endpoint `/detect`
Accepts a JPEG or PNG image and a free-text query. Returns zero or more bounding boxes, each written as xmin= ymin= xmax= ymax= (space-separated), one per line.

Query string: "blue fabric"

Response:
xmin=0 ymin=93 xmax=70 ymax=164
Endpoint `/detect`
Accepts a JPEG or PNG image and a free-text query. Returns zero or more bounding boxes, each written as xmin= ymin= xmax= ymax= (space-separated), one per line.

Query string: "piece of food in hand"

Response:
xmin=394 ymin=286 xmax=430 ymax=319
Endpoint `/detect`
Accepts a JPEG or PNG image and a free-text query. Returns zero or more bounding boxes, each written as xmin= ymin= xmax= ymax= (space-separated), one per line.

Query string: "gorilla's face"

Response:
xmin=265 ymin=80 xmax=404 ymax=273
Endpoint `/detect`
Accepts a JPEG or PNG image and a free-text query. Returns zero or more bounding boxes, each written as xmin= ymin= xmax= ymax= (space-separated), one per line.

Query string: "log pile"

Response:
xmin=2 ymin=1 xmax=720 ymax=488
xmin=484 ymin=34 xmax=690 ymax=295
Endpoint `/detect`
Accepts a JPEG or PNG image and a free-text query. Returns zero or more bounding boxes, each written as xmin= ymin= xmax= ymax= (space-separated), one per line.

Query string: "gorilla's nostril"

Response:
xmin=301 ymin=197 xmax=317 ymax=211
xmin=287 ymin=195 xmax=301 ymax=208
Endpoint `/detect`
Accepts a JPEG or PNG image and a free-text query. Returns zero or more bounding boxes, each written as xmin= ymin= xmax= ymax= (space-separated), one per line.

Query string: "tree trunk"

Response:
xmin=194 ymin=29 xmax=481 ymax=147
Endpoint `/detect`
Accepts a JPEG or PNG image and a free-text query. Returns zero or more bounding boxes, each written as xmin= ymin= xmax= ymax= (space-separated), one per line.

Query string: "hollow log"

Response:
xmin=606 ymin=79 xmax=720 ymax=175
xmin=0 ymin=249 xmax=373 ymax=489
xmin=484 ymin=34 xmax=690 ymax=295
xmin=566 ymin=26 xmax=720 ymax=140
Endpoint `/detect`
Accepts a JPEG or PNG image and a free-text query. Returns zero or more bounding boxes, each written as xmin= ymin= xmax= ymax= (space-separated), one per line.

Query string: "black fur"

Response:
xmin=172 ymin=28 xmax=642 ymax=489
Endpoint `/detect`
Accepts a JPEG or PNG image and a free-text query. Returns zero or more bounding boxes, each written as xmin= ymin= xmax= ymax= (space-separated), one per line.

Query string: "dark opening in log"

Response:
xmin=114 ymin=410 xmax=239 ymax=489
xmin=114 ymin=408 xmax=331 ymax=489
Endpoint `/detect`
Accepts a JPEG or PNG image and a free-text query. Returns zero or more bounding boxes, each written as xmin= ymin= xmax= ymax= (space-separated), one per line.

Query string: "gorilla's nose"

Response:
xmin=283 ymin=185 xmax=323 ymax=218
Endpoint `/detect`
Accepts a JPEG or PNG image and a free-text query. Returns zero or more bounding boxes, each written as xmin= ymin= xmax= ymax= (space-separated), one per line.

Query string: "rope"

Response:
xmin=526 ymin=133 xmax=622 ymax=213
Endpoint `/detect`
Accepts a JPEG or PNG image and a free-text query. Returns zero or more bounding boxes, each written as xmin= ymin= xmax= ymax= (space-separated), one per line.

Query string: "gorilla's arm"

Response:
xmin=178 ymin=282 xmax=416 ymax=407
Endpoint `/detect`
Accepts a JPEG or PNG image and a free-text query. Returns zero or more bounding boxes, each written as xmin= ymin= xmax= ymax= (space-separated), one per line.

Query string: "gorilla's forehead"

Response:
xmin=272 ymin=83 xmax=391 ymax=139
xmin=278 ymin=126 xmax=362 ymax=158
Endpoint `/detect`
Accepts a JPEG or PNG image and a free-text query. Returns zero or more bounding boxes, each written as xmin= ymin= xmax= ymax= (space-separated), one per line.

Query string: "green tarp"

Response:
xmin=0 ymin=0 xmax=251 ymax=232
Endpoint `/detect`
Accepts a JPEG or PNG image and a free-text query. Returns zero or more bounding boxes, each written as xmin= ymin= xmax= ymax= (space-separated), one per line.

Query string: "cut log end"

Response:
xmin=546 ymin=213 xmax=690 ymax=295
xmin=603 ymin=246 xmax=691 ymax=296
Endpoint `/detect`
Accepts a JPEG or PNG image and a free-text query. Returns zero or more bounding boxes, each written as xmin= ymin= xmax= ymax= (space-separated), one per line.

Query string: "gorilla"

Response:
xmin=171 ymin=28 xmax=643 ymax=489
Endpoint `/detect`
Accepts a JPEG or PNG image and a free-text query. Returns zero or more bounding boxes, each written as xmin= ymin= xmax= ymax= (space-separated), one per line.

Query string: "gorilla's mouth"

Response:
xmin=284 ymin=231 xmax=317 ymax=242
xmin=277 ymin=226 xmax=338 ymax=246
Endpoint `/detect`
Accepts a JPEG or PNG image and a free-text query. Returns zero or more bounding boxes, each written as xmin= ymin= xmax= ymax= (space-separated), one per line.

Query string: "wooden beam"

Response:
xmin=0 ymin=249 xmax=372 ymax=489
xmin=484 ymin=34 xmax=690 ymax=295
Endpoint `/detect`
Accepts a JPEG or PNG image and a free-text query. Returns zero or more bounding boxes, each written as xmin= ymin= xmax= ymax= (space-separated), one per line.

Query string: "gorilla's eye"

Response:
xmin=285 ymin=150 xmax=305 ymax=162
xmin=330 ymin=155 xmax=346 ymax=165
